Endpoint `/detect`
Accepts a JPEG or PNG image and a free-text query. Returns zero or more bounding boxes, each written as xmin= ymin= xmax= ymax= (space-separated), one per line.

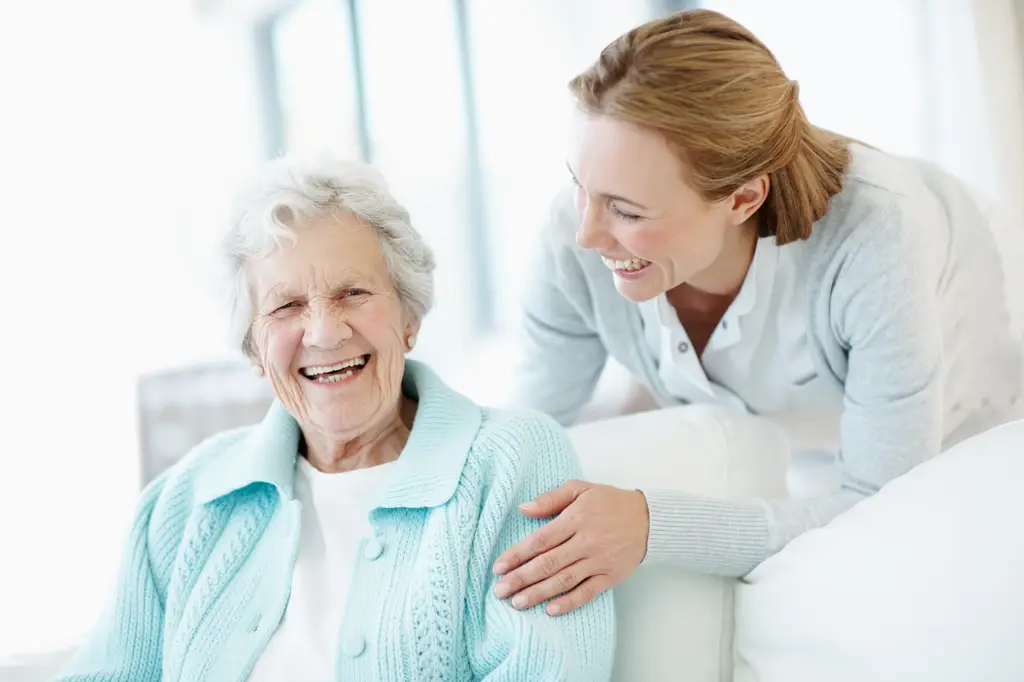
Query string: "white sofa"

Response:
xmin=564 ymin=365 xmax=1024 ymax=682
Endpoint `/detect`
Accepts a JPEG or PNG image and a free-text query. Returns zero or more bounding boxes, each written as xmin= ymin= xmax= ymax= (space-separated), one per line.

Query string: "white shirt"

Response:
xmin=246 ymin=456 xmax=396 ymax=682
xmin=639 ymin=236 xmax=845 ymax=452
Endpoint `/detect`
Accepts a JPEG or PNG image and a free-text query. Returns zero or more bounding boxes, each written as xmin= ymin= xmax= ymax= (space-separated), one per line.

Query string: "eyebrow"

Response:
xmin=260 ymin=284 xmax=297 ymax=308
xmin=565 ymin=160 xmax=651 ymax=211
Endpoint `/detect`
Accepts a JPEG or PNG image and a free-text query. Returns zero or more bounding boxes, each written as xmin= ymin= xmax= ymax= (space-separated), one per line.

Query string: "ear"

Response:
xmin=728 ymin=175 xmax=770 ymax=226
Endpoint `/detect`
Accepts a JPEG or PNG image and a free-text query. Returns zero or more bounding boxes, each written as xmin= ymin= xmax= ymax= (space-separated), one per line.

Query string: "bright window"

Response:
xmin=271 ymin=0 xmax=363 ymax=158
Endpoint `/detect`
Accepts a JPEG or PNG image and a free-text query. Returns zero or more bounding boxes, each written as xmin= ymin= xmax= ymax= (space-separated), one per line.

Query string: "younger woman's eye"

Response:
xmin=610 ymin=203 xmax=643 ymax=222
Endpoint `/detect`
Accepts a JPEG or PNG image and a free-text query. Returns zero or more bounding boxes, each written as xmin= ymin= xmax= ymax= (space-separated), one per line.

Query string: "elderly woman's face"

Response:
xmin=247 ymin=212 xmax=416 ymax=441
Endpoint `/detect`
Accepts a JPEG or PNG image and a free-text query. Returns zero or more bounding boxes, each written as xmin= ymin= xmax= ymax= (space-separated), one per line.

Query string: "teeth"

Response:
xmin=601 ymin=256 xmax=651 ymax=272
xmin=302 ymin=356 xmax=367 ymax=377
xmin=312 ymin=368 xmax=360 ymax=384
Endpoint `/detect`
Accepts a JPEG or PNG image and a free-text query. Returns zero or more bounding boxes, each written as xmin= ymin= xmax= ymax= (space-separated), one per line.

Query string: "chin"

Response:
xmin=613 ymin=278 xmax=663 ymax=303
xmin=612 ymin=265 xmax=669 ymax=301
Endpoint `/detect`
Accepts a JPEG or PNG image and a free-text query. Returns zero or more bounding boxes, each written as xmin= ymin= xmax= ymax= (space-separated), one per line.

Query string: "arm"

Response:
xmin=506 ymin=189 xmax=608 ymax=426
xmin=55 ymin=478 xmax=170 ymax=681
xmin=643 ymin=199 xmax=944 ymax=575
xmin=493 ymin=199 xmax=948 ymax=611
xmin=465 ymin=413 xmax=616 ymax=682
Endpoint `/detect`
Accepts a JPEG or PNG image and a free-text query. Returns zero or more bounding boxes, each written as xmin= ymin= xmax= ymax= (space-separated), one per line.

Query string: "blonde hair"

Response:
xmin=569 ymin=9 xmax=852 ymax=244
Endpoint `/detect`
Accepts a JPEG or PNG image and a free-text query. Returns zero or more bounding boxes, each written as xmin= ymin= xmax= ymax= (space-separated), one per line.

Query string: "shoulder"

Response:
xmin=803 ymin=145 xmax=968 ymax=309
xmin=145 ymin=426 xmax=256 ymax=527
xmin=808 ymin=145 xmax=947 ymax=264
xmin=467 ymin=407 xmax=582 ymax=486
xmin=541 ymin=183 xmax=582 ymax=246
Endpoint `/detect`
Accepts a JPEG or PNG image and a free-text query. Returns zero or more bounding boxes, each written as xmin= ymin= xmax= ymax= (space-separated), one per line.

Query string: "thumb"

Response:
xmin=520 ymin=480 xmax=587 ymax=518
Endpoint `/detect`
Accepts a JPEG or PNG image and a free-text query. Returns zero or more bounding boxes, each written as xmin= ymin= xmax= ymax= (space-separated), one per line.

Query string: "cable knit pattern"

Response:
xmin=55 ymin=360 xmax=615 ymax=682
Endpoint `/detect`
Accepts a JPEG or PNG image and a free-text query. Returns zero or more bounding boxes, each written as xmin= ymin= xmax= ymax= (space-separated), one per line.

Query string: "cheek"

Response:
xmin=355 ymin=302 xmax=407 ymax=355
xmin=258 ymin=319 xmax=304 ymax=371
xmin=630 ymin=210 xmax=719 ymax=262
xmin=622 ymin=222 xmax=671 ymax=257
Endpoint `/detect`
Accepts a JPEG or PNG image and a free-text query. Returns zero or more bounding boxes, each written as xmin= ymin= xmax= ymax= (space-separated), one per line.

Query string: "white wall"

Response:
xmin=0 ymin=0 xmax=261 ymax=658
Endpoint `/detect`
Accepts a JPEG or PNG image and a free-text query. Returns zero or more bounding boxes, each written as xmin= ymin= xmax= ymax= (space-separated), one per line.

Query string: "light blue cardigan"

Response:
xmin=57 ymin=361 xmax=615 ymax=682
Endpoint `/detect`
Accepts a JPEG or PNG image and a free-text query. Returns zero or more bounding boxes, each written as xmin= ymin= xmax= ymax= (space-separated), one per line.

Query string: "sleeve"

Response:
xmin=465 ymin=414 xmax=616 ymax=682
xmin=54 ymin=478 xmax=170 ymax=682
xmin=640 ymin=200 xmax=945 ymax=577
xmin=827 ymin=199 xmax=944 ymax=491
xmin=505 ymin=190 xmax=608 ymax=427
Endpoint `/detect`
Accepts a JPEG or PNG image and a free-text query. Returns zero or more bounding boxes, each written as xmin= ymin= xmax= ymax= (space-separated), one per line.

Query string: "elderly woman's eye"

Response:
xmin=273 ymin=301 xmax=300 ymax=313
xmin=346 ymin=288 xmax=370 ymax=297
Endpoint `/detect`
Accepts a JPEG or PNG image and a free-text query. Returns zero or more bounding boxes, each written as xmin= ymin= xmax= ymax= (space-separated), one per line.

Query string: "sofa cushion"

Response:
xmin=568 ymin=404 xmax=790 ymax=682
xmin=733 ymin=419 xmax=1024 ymax=682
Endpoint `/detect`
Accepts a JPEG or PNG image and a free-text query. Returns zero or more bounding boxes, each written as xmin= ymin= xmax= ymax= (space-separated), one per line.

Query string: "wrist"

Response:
xmin=634 ymin=489 xmax=651 ymax=561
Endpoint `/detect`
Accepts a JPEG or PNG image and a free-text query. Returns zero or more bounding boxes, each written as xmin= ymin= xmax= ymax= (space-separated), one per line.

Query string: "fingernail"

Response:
xmin=493 ymin=562 xmax=508 ymax=575
xmin=493 ymin=582 xmax=510 ymax=598
xmin=511 ymin=595 xmax=527 ymax=609
xmin=547 ymin=603 xmax=562 ymax=616
xmin=519 ymin=501 xmax=536 ymax=511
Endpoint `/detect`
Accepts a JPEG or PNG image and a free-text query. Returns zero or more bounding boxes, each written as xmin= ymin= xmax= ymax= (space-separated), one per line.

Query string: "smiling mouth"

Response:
xmin=600 ymin=256 xmax=652 ymax=273
xmin=300 ymin=355 xmax=370 ymax=384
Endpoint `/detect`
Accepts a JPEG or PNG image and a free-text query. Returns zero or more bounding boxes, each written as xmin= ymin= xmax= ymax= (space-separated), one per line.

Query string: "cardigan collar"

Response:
xmin=194 ymin=360 xmax=482 ymax=509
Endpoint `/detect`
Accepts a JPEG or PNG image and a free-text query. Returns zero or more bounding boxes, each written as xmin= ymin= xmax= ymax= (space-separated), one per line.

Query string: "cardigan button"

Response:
xmin=364 ymin=538 xmax=384 ymax=561
xmin=342 ymin=635 xmax=366 ymax=658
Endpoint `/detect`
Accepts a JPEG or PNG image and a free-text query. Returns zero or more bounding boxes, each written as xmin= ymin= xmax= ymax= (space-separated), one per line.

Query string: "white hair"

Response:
xmin=219 ymin=153 xmax=435 ymax=355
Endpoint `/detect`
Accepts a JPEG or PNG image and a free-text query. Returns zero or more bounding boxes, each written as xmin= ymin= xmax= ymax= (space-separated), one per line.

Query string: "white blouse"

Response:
xmin=246 ymin=456 xmax=395 ymax=682
xmin=639 ymin=235 xmax=846 ymax=454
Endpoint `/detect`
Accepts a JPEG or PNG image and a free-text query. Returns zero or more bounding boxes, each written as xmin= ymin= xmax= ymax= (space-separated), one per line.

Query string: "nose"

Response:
xmin=575 ymin=196 xmax=614 ymax=251
xmin=303 ymin=299 xmax=352 ymax=349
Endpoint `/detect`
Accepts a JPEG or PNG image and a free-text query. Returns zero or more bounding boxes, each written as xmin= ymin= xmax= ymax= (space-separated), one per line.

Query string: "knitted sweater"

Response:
xmin=56 ymin=361 xmax=616 ymax=682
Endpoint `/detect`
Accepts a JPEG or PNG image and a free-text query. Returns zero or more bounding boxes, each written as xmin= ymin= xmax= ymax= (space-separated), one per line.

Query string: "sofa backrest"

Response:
xmin=568 ymin=404 xmax=791 ymax=682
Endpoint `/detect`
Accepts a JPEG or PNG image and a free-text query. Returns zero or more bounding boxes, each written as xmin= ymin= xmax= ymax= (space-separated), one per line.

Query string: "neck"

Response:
xmin=303 ymin=395 xmax=417 ymax=473
xmin=685 ymin=220 xmax=758 ymax=296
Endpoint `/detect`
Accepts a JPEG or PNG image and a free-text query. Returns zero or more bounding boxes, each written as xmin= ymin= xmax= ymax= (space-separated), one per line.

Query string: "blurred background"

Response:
xmin=1 ymin=0 xmax=1022 ymax=666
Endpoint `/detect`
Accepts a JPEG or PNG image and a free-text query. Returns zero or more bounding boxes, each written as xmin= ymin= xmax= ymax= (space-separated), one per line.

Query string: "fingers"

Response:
xmin=519 ymin=480 xmax=587 ymax=518
xmin=505 ymin=558 xmax=598 ymax=612
xmin=545 ymin=575 xmax=614 ymax=616
xmin=492 ymin=514 xmax=574 ymax=576
xmin=494 ymin=534 xmax=581 ymax=601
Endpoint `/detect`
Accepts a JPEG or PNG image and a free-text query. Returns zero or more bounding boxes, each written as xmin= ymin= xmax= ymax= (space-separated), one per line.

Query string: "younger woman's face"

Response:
xmin=568 ymin=113 xmax=749 ymax=301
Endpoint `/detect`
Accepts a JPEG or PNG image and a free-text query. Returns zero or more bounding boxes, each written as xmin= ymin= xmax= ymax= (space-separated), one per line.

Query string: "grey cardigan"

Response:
xmin=509 ymin=145 xmax=1022 ymax=577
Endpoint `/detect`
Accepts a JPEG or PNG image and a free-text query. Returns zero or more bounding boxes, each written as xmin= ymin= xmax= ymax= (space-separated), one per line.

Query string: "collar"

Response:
xmin=194 ymin=360 xmax=482 ymax=509
xmin=711 ymin=235 xmax=778 ymax=346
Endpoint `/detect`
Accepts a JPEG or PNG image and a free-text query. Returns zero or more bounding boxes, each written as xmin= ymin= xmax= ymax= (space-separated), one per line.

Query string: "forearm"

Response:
xmin=641 ymin=488 xmax=867 ymax=577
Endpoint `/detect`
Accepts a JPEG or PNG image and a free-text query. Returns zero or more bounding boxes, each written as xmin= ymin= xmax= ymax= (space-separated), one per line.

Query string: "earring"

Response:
xmin=251 ymin=365 xmax=264 ymax=377
xmin=406 ymin=334 xmax=417 ymax=351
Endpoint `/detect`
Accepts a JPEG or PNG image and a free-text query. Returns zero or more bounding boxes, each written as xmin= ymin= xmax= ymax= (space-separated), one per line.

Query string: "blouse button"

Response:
xmin=677 ymin=341 xmax=690 ymax=353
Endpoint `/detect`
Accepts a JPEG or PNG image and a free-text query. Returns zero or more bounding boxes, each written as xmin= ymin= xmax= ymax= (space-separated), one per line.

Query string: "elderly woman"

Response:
xmin=56 ymin=154 xmax=615 ymax=682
